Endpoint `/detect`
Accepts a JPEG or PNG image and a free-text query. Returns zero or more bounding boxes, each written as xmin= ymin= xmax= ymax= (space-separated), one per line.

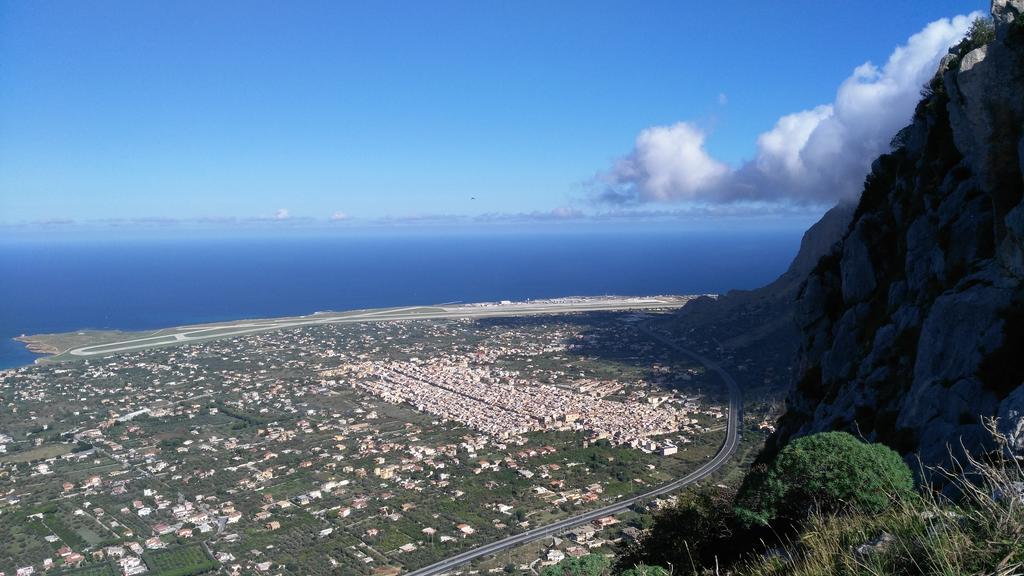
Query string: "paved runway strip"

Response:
xmin=64 ymin=298 xmax=690 ymax=358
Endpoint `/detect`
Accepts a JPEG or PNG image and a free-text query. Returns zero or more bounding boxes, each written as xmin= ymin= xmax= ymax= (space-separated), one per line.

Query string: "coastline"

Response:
xmin=14 ymin=335 xmax=60 ymax=356
xmin=0 ymin=230 xmax=799 ymax=372
xmin=6 ymin=295 xmax=700 ymax=368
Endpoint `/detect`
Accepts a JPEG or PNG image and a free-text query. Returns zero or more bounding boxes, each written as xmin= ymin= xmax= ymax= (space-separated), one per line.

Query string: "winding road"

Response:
xmin=405 ymin=327 xmax=742 ymax=576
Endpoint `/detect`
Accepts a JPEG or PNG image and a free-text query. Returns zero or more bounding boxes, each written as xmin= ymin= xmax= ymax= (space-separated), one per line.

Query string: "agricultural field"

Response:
xmin=144 ymin=544 xmax=218 ymax=575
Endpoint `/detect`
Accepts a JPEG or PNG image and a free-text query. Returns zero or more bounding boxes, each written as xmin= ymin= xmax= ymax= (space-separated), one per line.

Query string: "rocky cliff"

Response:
xmin=770 ymin=1 xmax=1024 ymax=469
xmin=668 ymin=202 xmax=853 ymax=395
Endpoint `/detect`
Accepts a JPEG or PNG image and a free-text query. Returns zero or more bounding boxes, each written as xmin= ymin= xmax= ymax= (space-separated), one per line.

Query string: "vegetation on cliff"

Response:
xmin=734 ymin=432 xmax=913 ymax=529
xmin=735 ymin=425 xmax=1024 ymax=576
xmin=540 ymin=426 xmax=1022 ymax=575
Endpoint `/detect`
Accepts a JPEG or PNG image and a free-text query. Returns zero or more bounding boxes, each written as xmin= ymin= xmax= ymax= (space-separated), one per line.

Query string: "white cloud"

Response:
xmin=755 ymin=105 xmax=834 ymax=180
xmin=549 ymin=206 xmax=583 ymax=219
xmin=330 ymin=211 xmax=349 ymax=221
xmin=596 ymin=12 xmax=980 ymax=205
xmin=274 ymin=208 xmax=290 ymax=220
xmin=599 ymin=122 xmax=728 ymax=204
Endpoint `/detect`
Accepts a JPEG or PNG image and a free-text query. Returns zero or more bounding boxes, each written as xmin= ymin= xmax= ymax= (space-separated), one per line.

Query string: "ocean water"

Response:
xmin=0 ymin=230 xmax=803 ymax=369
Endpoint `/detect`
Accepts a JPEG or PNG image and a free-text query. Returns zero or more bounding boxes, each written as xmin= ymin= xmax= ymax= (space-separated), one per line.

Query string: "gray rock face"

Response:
xmin=993 ymin=0 xmax=1024 ymax=41
xmin=854 ymin=532 xmax=896 ymax=559
xmin=770 ymin=1 xmax=1024 ymax=471
xmin=999 ymin=385 xmax=1024 ymax=452
xmin=840 ymin=233 xmax=876 ymax=305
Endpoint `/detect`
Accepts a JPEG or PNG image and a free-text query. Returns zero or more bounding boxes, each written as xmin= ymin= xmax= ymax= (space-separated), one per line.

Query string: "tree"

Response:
xmin=615 ymin=485 xmax=748 ymax=573
xmin=734 ymin=431 xmax=914 ymax=529
xmin=966 ymin=16 xmax=995 ymax=48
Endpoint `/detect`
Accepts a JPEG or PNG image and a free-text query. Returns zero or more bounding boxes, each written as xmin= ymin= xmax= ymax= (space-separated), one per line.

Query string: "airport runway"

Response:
xmin=64 ymin=298 xmax=690 ymax=358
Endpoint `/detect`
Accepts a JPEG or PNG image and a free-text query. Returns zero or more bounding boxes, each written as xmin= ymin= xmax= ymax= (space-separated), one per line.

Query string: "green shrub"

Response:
xmin=947 ymin=16 xmax=995 ymax=64
xmin=735 ymin=422 xmax=1024 ymax=576
xmin=615 ymin=485 xmax=750 ymax=574
xmin=734 ymin=432 xmax=914 ymax=529
xmin=966 ymin=16 xmax=995 ymax=48
xmin=540 ymin=553 xmax=611 ymax=576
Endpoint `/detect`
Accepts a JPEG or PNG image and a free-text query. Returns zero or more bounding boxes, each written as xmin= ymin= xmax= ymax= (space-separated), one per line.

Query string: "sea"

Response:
xmin=0 ymin=229 xmax=805 ymax=369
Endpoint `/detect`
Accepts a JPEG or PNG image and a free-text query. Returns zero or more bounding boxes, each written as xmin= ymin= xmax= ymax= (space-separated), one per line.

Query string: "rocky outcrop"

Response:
xmin=669 ymin=202 xmax=853 ymax=390
xmin=770 ymin=2 xmax=1024 ymax=470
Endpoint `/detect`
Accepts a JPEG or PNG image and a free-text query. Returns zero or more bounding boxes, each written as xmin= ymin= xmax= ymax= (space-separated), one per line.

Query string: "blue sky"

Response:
xmin=0 ymin=1 xmax=984 ymax=232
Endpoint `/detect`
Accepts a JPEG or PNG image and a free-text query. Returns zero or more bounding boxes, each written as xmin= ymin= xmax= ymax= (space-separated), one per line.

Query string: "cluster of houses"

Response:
xmin=338 ymin=354 xmax=713 ymax=451
xmin=0 ymin=311 xmax=726 ymax=575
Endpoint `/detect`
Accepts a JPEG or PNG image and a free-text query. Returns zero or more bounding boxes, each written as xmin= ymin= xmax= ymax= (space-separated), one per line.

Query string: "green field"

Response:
xmin=143 ymin=544 xmax=218 ymax=576
xmin=0 ymin=443 xmax=73 ymax=463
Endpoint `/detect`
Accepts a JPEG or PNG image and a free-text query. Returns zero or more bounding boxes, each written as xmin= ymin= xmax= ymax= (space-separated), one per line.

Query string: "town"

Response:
xmin=335 ymin=356 xmax=709 ymax=450
xmin=0 ymin=311 xmax=729 ymax=576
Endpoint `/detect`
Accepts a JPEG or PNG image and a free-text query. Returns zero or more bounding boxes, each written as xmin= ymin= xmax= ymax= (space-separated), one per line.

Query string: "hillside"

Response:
xmin=600 ymin=6 xmax=1024 ymax=574
xmin=770 ymin=0 xmax=1024 ymax=470
xmin=668 ymin=202 xmax=854 ymax=397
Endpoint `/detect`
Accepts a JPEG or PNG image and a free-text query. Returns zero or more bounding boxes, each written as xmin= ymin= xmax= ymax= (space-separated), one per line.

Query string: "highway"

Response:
xmin=59 ymin=297 xmax=693 ymax=359
xmin=405 ymin=327 xmax=742 ymax=576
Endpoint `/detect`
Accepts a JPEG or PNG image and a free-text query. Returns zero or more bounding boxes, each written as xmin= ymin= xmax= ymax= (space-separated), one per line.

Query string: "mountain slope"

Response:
xmin=668 ymin=202 xmax=854 ymax=396
xmin=770 ymin=2 xmax=1024 ymax=469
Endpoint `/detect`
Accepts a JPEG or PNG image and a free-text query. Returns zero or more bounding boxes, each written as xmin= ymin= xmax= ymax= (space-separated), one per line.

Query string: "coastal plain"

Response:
xmin=0 ymin=296 xmax=759 ymax=576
